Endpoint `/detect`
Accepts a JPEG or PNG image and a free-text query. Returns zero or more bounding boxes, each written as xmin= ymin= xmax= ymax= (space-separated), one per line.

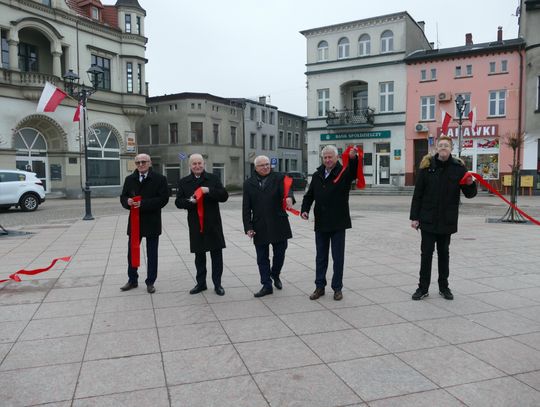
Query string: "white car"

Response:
xmin=0 ymin=169 xmax=46 ymax=211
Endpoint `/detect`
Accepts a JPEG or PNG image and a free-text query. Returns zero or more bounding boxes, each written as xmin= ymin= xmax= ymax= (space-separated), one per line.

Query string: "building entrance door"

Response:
xmin=375 ymin=153 xmax=390 ymax=184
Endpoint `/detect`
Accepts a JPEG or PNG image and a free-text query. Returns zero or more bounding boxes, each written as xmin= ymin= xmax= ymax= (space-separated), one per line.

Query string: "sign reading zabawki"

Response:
xmin=321 ymin=131 xmax=391 ymax=141
xmin=436 ymin=125 xmax=499 ymax=138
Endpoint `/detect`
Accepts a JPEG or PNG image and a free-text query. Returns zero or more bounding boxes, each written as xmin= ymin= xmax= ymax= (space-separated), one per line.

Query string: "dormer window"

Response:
xmin=91 ymin=6 xmax=99 ymax=20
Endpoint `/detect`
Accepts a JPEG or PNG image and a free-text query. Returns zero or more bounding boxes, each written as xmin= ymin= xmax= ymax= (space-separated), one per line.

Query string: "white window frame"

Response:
xmin=501 ymin=59 xmax=508 ymax=72
xmin=420 ymin=96 xmax=435 ymax=121
xmin=420 ymin=69 xmax=427 ymax=81
xmin=338 ymin=37 xmax=350 ymax=59
xmin=379 ymin=82 xmax=394 ymax=113
xmin=489 ymin=90 xmax=506 ymax=117
xmin=317 ymin=89 xmax=330 ymax=117
xmin=430 ymin=68 xmax=437 ymax=80
xmin=358 ymin=34 xmax=370 ymax=56
xmin=380 ymin=30 xmax=394 ymax=53
xmin=317 ymin=40 xmax=329 ymax=62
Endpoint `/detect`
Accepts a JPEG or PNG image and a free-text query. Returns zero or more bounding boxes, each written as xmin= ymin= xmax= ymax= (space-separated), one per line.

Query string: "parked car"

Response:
xmin=286 ymin=171 xmax=308 ymax=191
xmin=0 ymin=169 xmax=46 ymax=211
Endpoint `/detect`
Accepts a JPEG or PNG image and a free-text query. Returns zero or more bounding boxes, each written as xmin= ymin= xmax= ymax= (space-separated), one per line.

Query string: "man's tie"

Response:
xmin=140 ymin=174 xmax=145 ymax=183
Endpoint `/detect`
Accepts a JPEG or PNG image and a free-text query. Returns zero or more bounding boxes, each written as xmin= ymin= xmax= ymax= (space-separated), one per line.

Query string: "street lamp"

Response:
xmin=454 ymin=94 xmax=467 ymax=158
xmin=63 ymin=65 xmax=104 ymax=220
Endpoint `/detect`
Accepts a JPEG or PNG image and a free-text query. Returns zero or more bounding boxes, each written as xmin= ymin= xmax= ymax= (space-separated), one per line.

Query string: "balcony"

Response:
xmin=326 ymin=107 xmax=375 ymax=128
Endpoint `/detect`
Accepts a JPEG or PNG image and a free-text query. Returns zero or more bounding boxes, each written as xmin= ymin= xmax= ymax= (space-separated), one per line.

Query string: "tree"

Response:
xmin=500 ymin=132 xmax=526 ymax=223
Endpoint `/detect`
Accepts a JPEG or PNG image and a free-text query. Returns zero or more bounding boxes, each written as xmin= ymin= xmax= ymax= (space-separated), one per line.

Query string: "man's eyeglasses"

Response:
xmin=256 ymin=163 xmax=270 ymax=167
xmin=135 ymin=160 xmax=148 ymax=165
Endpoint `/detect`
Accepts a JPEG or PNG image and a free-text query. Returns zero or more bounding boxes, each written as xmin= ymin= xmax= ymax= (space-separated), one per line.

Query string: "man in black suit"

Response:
xmin=120 ymin=153 xmax=169 ymax=293
xmin=175 ymin=154 xmax=229 ymax=296
xmin=242 ymin=155 xmax=294 ymax=297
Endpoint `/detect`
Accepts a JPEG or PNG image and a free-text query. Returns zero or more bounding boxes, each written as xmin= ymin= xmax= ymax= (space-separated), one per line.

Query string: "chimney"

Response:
xmin=497 ymin=26 xmax=503 ymax=42
xmin=417 ymin=21 xmax=425 ymax=31
xmin=259 ymin=96 xmax=267 ymax=105
xmin=429 ymin=42 xmax=435 ymax=49
xmin=465 ymin=33 xmax=473 ymax=45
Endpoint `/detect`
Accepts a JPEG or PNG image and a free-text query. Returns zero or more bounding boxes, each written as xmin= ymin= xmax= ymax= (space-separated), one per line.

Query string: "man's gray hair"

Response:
xmin=254 ymin=155 xmax=270 ymax=166
xmin=321 ymin=145 xmax=338 ymax=157
xmin=188 ymin=153 xmax=204 ymax=165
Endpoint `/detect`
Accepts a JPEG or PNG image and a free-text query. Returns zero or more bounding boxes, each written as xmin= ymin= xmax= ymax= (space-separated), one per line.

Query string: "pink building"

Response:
xmin=404 ymin=29 xmax=525 ymax=187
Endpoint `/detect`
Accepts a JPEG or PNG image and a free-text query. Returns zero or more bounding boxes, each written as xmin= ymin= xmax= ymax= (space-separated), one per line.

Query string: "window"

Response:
xmin=381 ymin=30 xmax=394 ymax=53
xmin=501 ymin=60 xmax=508 ymax=72
xmin=420 ymin=96 xmax=435 ymax=121
xmin=279 ymin=117 xmax=283 ymax=125
xmin=91 ymin=6 xmax=99 ymax=20
xmin=269 ymin=135 xmax=275 ymax=150
xmin=1 ymin=30 xmax=8 ymax=68
xmin=317 ymin=41 xmax=328 ymax=61
xmin=317 ymin=89 xmax=330 ymax=116
xmin=230 ymin=126 xmax=237 ymax=146
xmin=125 ymin=14 xmax=132 ymax=33
xmin=287 ymin=132 xmax=292 ymax=147
xmin=262 ymin=134 xmax=267 ymax=150
xmin=136 ymin=16 xmax=141 ymax=35
xmin=197 ymin=103 xmax=201 ymax=109
xmin=18 ymin=43 xmax=38 ymax=72
xmin=295 ymin=120 xmax=299 ymax=128
xmin=250 ymin=132 xmax=256 ymax=148
xmin=149 ymin=124 xmax=159 ymax=145
xmin=489 ymin=90 xmax=506 ymax=116
xmin=295 ymin=133 xmax=300 ymax=148
xmin=213 ymin=123 xmax=219 ymax=144
xmin=261 ymin=110 xmax=266 ymax=123
xmin=41 ymin=0 xmax=51 ymax=5
xmin=87 ymin=126 xmax=120 ymax=186
xmin=358 ymin=34 xmax=371 ymax=56
xmin=269 ymin=111 xmax=275 ymax=124
xmin=455 ymin=93 xmax=471 ymax=117
xmin=455 ymin=66 xmax=462 ymax=77
xmin=430 ymin=68 xmax=437 ymax=80
xmin=137 ymin=64 xmax=142 ymax=94
xmin=352 ymin=88 xmax=368 ymax=111
xmin=250 ymin=107 xmax=256 ymax=120
xmin=466 ymin=64 xmax=473 ymax=76
xmin=212 ymin=163 xmax=225 ymax=186
xmin=291 ymin=159 xmax=297 ymax=171
xmin=489 ymin=61 xmax=496 ymax=74
xmin=169 ymin=123 xmax=178 ymax=144
xmin=338 ymin=37 xmax=349 ymax=59
xmin=91 ymin=55 xmax=111 ymax=90
xmin=420 ymin=69 xmax=427 ymax=81
xmin=379 ymin=81 xmax=394 ymax=112
xmin=191 ymin=103 xmax=195 ymax=109
xmin=126 ymin=62 xmax=133 ymax=93
xmin=279 ymin=131 xmax=284 ymax=147
xmin=191 ymin=122 xmax=203 ymax=144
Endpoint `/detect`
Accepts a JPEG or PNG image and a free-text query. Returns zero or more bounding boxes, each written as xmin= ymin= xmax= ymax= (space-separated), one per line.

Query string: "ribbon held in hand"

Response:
xmin=194 ymin=187 xmax=205 ymax=233
xmin=333 ymin=146 xmax=366 ymax=188
xmin=460 ymin=172 xmax=540 ymax=226
xmin=130 ymin=195 xmax=141 ymax=267
xmin=0 ymin=256 xmax=72 ymax=284
xmin=283 ymin=176 xmax=300 ymax=216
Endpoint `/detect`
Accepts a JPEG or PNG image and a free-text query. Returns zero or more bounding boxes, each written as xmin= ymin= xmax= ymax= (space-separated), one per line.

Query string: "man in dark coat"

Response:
xmin=301 ymin=145 xmax=358 ymax=301
xmin=410 ymin=136 xmax=477 ymax=301
xmin=243 ymin=155 xmax=295 ymax=297
xmin=176 ymin=154 xmax=229 ymax=296
xmin=120 ymin=153 xmax=169 ymax=293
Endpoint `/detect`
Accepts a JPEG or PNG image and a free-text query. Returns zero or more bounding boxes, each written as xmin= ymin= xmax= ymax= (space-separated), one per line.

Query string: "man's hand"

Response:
xmin=411 ymin=220 xmax=419 ymax=230
xmin=285 ymin=197 xmax=293 ymax=209
xmin=246 ymin=230 xmax=256 ymax=238
xmin=464 ymin=175 xmax=474 ymax=185
xmin=301 ymin=212 xmax=309 ymax=220
xmin=201 ymin=187 xmax=209 ymax=194
xmin=128 ymin=198 xmax=141 ymax=208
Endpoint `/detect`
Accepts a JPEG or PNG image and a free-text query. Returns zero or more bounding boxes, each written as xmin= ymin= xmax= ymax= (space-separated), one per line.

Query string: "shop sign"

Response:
xmin=436 ymin=125 xmax=499 ymax=138
xmin=126 ymin=132 xmax=136 ymax=153
xmin=321 ymin=131 xmax=391 ymax=141
xmin=394 ymin=149 xmax=401 ymax=160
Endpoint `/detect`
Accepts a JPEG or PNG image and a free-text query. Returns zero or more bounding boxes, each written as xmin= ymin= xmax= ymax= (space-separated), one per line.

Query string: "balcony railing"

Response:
xmin=326 ymin=107 xmax=375 ymax=127
xmin=1 ymin=68 xmax=59 ymax=87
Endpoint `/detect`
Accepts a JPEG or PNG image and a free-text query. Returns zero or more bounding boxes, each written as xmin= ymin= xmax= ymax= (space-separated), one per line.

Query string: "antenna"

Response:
xmin=436 ymin=22 xmax=440 ymax=49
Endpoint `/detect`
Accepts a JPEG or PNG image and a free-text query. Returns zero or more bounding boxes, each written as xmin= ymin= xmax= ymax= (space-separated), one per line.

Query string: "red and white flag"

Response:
xmin=441 ymin=109 xmax=452 ymax=135
xmin=468 ymin=106 xmax=478 ymax=134
xmin=73 ymin=103 xmax=83 ymax=122
xmin=36 ymin=82 xmax=67 ymax=113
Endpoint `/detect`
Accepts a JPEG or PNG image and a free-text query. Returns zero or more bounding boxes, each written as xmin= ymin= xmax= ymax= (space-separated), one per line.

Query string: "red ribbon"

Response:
xmin=0 ymin=256 xmax=71 ymax=284
xmin=460 ymin=172 xmax=540 ymax=226
xmin=283 ymin=176 xmax=300 ymax=216
xmin=130 ymin=195 xmax=141 ymax=268
xmin=194 ymin=187 xmax=205 ymax=233
xmin=333 ymin=146 xmax=366 ymax=188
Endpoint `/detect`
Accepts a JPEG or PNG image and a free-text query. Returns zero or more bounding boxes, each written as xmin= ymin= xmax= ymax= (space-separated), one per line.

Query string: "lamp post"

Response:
xmin=63 ymin=65 xmax=104 ymax=221
xmin=454 ymin=94 xmax=467 ymax=158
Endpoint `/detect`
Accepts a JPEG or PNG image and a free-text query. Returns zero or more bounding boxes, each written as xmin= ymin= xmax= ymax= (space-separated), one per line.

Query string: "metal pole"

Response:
xmin=81 ymin=89 xmax=94 ymax=220
xmin=457 ymin=113 xmax=462 ymax=158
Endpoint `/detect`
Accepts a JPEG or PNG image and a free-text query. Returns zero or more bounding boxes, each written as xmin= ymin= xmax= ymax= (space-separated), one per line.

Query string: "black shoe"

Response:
xmin=272 ymin=275 xmax=283 ymax=290
xmin=215 ymin=286 xmax=225 ymax=296
xmin=310 ymin=287 xmax=325 ymax=300
xmin=412 ymin=288 xmax=429 ymax=300
xmin=120 ymin=282 xmax=138 ymax=291
xmin=254 ymin=287 xmax=273 ymax=298
xmin=147 ymin=285 xmax=155 ymax=294
xmin=189 ymin=284 xmax=207 ymax=294
xmin=439 ymin=288 xmax=454 ymax=300
xmin=333 ymin=291 xmax=343 ymax=301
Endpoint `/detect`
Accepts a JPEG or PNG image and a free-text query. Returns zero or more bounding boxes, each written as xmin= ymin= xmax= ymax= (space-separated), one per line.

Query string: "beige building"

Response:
xmin=0 ymin=0 xmax=147 ymax=197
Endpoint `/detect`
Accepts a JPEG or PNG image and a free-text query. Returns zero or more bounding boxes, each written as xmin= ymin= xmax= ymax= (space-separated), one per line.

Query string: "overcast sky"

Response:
xmin=134 ymin=0 xmax=520 ymax=116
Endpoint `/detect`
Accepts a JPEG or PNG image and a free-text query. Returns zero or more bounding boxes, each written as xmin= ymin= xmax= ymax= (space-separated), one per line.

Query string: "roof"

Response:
xmin=405 ymin=38 xmax=525 ymax=62
xmin=115 ymin=0 xmax=145 ymax=12
xmin=147 ymin=92 xmax=242 ymax=107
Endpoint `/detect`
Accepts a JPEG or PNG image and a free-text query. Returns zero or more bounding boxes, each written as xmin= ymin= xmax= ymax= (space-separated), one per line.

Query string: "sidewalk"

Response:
xmin=1 ymin=204 xmax=540 ymax=406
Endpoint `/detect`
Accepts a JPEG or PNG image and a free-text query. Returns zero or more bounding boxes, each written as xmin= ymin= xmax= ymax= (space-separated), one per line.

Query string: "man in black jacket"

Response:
xmin=243 ymin=155 xmax=294 ymax=298
xmin=301 ymin=145 xmax=358 ymax=301
xmin=120 ymin=154 xmax=169 ymax=293
xmin=176 ymin=154 xmax=229 ymax=296
xmin=410 ymin=136 xmax=477 ymax=301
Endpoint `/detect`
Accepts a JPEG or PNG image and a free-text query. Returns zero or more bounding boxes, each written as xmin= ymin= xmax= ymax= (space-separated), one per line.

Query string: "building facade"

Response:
xmin=404 ymin=30 xmax=525 ymax=189
xmin=0 ymin=0 xmax=147 ymax=197
xmin=137 ymin=93 xmax=244 ymax=189
xmin=520 ymin=0 xmax=540 ymax=192
xmin=277 ymin=111 xmax=306 ymax=174
xmin=301 ymin=12 xmax=431 ymax=186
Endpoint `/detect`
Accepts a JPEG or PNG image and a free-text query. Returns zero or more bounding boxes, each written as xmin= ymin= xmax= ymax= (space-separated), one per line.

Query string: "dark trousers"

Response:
xmin=194 ymin=249 xmax=223 ymax=288
xmin=315 ymin=230 xmax=346 ymax=291
xmin=255 ymin=240 xmax=288 ymax=289
xmin=419 ymin=230 xmax=451 ymax=292
xmin=127 ymin=236 xmax=159 ymax=286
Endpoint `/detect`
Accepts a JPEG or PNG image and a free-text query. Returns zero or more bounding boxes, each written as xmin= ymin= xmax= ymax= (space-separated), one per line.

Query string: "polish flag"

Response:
xmin=468 ymin=106 xmax=478 ymax=134
xmin=441 ymin=110 xmax=452 ymax=135
xmin=73 ymin=103 xmax=83 ymax=122
xmin=36 ymin=82 xmax=67 ymax=113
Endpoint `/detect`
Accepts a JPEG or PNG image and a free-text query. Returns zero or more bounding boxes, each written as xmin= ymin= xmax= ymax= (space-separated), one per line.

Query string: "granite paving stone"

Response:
xmin=19 ymin=314 xmax=93 ymax=341
xmin=84 ymin=328 xmax=159 ymax=360
xmin=361 ymin=322 xmax=448 ymax=352
xmin=72 ymin=388 xmax=170 ymax=407
xmin=279 ymin=309 xmax=353 ymax=335
xmin=367 ymin=389 xmax=466 ymax=407
xmin=414 ymin=316 xmax=502 ymax=344
xmin=221 ymin=315 xmax=294 ymax=343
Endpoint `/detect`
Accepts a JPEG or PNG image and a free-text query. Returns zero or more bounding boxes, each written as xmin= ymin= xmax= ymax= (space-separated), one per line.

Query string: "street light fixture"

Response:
xmin=454 ymin=94 xmax=467 ymax=158
xmin=63 ymin=65 xmax=104 ymax=220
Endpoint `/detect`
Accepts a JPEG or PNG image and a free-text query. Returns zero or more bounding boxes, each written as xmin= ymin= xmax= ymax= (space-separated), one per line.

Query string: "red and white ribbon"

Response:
xmin=0 ymin=256 xmax=72 ymax=284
